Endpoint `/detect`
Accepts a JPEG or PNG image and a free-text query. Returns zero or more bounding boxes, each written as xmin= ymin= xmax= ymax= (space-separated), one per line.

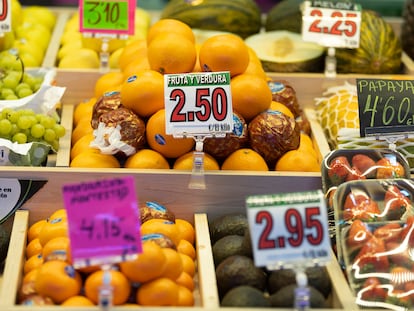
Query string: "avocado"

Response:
xmin=269 ymin=284 xmax=328 ymax=308
xmin=209 ymin=213 xmax=249 ymax=244
xmin=267 ymin=266 xmax=332 ymax=297
xmin=0 ymin=216 xmax=13 ymax=266
xmin=221 ymin=285 xmax=271 ymax=307
xmin=240 ymin=228 xmax=253 ymax=258
xmin=215 ymin=255 xmax=267 ymax=298
xmin=212 ymin=235 xmax=245 ymax=267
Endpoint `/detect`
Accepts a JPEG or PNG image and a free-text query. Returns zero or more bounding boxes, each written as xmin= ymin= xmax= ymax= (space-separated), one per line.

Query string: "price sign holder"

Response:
xmin=164 ymin=71 xmax=233 ymax=189
xmin=356 ymin=78 xmax=414 ymax=150
xmin=0 ymin=0 xmax=12 ymax=33
xmin=62 ymin=176 xmax=142 ymax=308
xmin=78 ymin=0 xmax=135 ymax=71
xmin=246 ymin=190 xmax=331 ymax=310
xmin=301 ymin=0 xmax=362 ymax=78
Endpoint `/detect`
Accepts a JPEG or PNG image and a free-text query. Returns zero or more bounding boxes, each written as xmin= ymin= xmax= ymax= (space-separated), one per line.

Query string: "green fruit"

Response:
xmin=212 ymin=235 xmax=245 ymax=266
xmin=269 ymin=284 xmax=328 ymax=308
xmin=265 ymin=0 xmax=304 ymax=33
xmin=221 ymin=285 xmax=271 ymax=307
xmin=161 ymin=0 xmax=262 ymax=39
xmin=209 ymin=213 xmax=249 ymax=244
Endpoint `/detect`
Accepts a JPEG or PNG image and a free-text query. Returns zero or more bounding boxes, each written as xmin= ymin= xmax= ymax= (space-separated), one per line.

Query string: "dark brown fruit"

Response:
xmin=140 ymin=201 xmax=176 ymax=224
xmin=268 ymin=79 xmax=301 ymax=118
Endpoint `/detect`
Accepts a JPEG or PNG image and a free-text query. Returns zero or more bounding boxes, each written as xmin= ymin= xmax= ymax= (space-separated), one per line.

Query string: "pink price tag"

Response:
xmin=62 ymin=176 xmax=142 ymax=267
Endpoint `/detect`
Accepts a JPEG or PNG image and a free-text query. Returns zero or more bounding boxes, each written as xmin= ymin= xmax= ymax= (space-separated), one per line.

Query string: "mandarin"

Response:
xmin=230 ymin=73 xmax=272 ymax=121
xmin=26 ymin=238 xmax=43 ymax=259
xmin=176 ymin=239 xmax=196 ymax=260
xmin=146 ymin=109 xmax=195 ymax=159
xmin=34 ymin=260 xmax=82 ymax=304
xmin=119 ymin=240 xmax=167 ymax=283
xmin=175 ymin=271 xmax=195 ymax=291
xmin=173 ymin=151 xmax=220 ymax=171
xmin=27 ymin=219 xmax=47 ymax=242
xmin=61 ymin=295 xmax=95 ymax=306
xmin=177 ymin=284 xmax=195 ymax=306
xmin=42 ymin=236 xmax=71 ymax=262
xmin=160 ymin=247 xmax=184 ymax=280
xmin=70 ymin=151 xmax=121 ymax=168
xmin=118 ymin=38 xmax=148 ymax=71
xmin=147 ymin=32 xmax=197 ymax=74
xmin=221 ymin=148 xmax=269 ymax=171
xmin=140 ymin=218 xmax=181 ymax=246
xmin=198 ymin=33 xmax=249 ymax=77
xmin=70 ymin=133 xmax=99 ymax=161
xmin=179 ymin=252 xmax=196 ymax=277
xmin=24 ymin=254 xmax=44 ymax=275
xmin=147 ymin=18 xmax=195 ymax=44
xmin=175 ymin=218 xmax=195 ymax=245
xmin=120 ymin=69 xmax=165 ymax=117
xmin=37 ymin=216 xmax=68 ymax=247
xmin=84 ymin=269 xmax=131 ymax=305
xmin=136 ymin=277 xmax=180 ymax=306
xmin=269 ymin=101 xmax=294 ymax=118
xmin=121 ymin=56 xmax=151 ymax=80
xmin=71 ymin=117 xmax=94 ymax=146
xmin=94 ymin=71 xmax=124 ymax=99
xmin=275 ymin=149 xmax=320 ymax=172
xmin=124 ymin=148 xmax=170 ymax=169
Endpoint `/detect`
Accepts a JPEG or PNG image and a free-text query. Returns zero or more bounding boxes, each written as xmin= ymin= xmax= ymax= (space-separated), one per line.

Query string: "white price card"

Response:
xmin=164 ymin=71 xmax=233 ymax=137
xmin=301 ymin=0 xmax=361 ymax=48
xmin=0 ymin=0 xmax=12 ymax=32
xmin=246 ymin=190 xmax=331 ymax=270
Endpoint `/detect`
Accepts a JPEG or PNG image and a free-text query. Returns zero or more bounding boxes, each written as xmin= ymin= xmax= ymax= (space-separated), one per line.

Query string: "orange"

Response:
xmin=27 ymin=219 xmax=47 ymax=242
xmin=70 ymin=133 xmax=99 ymax=160
xmin=48 ymin=208 xmax=67 ymax=221
xmin=147 ymin=32 xmax=197 ymax=74
xmin=269 ymin=101 xmax=294 ymax=118
xmin=230 ymin=73 xmax=272 ymax=121
xmin=176 ymin=239 xmax=196 ymax=260
xmin=73 ymin=98 xmax=95 ymax=127
xmin=298 ymin=132 xmax=318 ymax=159
xmin=136 ymin=277 xmax=180 ymax=306
xmin=61 ymin=295 xmax=95 ymax=306
xmin=26 ymin=238 xmax=43 ymax=259
xmin=22 ymin=267 xmax=39 ymax=286
xmin=34 ymin=260 xmax=82 ymax=304
xmin=179 ymin=252 xmax=196 ymax=277
xmin=175 ymin=218 xmax=195 ymax=245
xmin=71 ymin=117 xmax=94 ymax=146
xmin=159 ymin=247 xmax=183 ymax=280
xmin=177 ymin=284 xmax=195 ymax=306
xmin=122 ymin=56 xmax=151 ymax=80
xmin=275 ymin=149 xmax=320 ymax=172
xmin=192 ymin=43 xmax=202 ymax=72
xmin=173 ymin=151 xmax=220 ymax=171
xmin=119 ymin=240 xmax=167 ymax=283
xmin=70 ymin=151 xmax=121 ymax=168
xmin=221 ymin=148 xmax=269 ymax=171
xmin=84 ymin=269 xmax=131 ymax=305
xmin=140 ymin=218 xmax=181 ymax=247
xmin=244 ymin=57 xmax=268 ymax=81
xmin=175 ymin=271 xmax=195 ymax=291
xmin=120 ymin=69 xmax=165 ymax=117
xmin=24 ymin=253 xmax=44 ymax=275
xmin=198 ymin=33 xmax=249 ymax=77
xmin=94 ymin=71 xmax=124 ymax=99
xmin=124 ymin=148 xmax=170 ymax=169
xmin=118 ymin=38 xmax=148 ymax=71
xmin=146 ymin=109 xmax=195 ymax=159
xmin=37 ymin=216 xmax=68 ymax=247
xmin=147 ymin=18 xmax=195 ymax=45
xmin=42 ymin=236 xmax=71 ymax=262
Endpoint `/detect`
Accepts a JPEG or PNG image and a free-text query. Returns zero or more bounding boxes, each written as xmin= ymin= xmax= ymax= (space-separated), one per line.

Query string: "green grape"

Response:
xmin=6 ymin=110 xmax=20 ymax=124
xmin=0 ymin=119 xmax=12 ymax=136
xmin=43 ymin=128 xmax=56 ymax=142
xmin=5 ymin=94 xmax=19 ymax=100
xmin=40 ymin=116 xmax=56 ymax=129
xmin=1 ymin=108 xmax=14 ymax=119
xmin=20 ymin=109 xmax=35 ymax=116
xmin=15 ymin=83 xmax=31 ymax=93
xmin=10 ymin=124 xmax=18 ymax=136
xmin=1 ymin=88 xmax=15 ymax=99
xmin=17 ymin=115 xmax=32 ymax=130
xmin=50 ymin=139 xmax=60 ymax=151
xmin=17 ymin=87 xmax=33 ymax=98
xmin=53 ymin=124 xmax=66 ymax=138
xmin=12 ymin=132 xmax=27 ymax=144
xmin=30 ymin=123 xmax=45 ymax=139
xmin=2 ymin=71 xmax=21 ymax=89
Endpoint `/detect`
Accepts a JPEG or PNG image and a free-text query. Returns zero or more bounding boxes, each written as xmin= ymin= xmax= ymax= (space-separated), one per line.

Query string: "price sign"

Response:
xmin=357 ymin=78 xmax=414 ymax=137
xmin=79 ymin=0 xmax=135 ymax=35
xmin=164 ymin=71 xmax=233 ymax=136
xmin=0 ymin=0 xmax=11 ymax=32
xmin=62 ymin=176 xmax=142 ymax=268
xmin=246 ymin=190 xmax=331 ymax=269
xmin=302 ymin=0 xmax=361 ymax=48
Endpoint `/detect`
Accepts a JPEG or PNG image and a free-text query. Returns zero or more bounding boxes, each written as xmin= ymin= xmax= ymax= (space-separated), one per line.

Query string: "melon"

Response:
xmin=160 ymin=0 xmax=262 ymax=39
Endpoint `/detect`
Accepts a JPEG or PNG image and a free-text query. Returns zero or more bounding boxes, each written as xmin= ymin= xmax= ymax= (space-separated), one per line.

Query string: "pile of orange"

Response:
xmin=20 ymin=204 xmax=197 ymax=307
xmin=69 ymin=18 xmax=320 ymax=173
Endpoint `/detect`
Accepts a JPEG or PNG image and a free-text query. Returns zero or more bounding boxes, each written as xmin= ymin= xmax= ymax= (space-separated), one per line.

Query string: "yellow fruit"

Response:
xmin=59 ymin=48 xmax=100 ymax=69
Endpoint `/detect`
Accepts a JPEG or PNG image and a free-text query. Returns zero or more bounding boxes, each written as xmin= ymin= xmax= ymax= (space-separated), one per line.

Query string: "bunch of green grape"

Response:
xmin=0 ymin=49 xmax=44 ymax=100
xmin=0 ymin=108 xmax=66 ymax=151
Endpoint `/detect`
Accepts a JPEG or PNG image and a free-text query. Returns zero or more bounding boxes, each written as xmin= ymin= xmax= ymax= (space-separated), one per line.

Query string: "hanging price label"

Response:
xmin=301 ymin=0 xmax=361 ymax=48
xmin=0 ymin=0 xmax=12 ymax=32
xmin=164 ymin=71 xmax=233 ymax=137
xmin=79 ymin=0 xmax=135 ymax=35
xmin=62 ymin=176 xmax=142 ymax=268
xmin=246 ymin=190 xmax=331 ymax=269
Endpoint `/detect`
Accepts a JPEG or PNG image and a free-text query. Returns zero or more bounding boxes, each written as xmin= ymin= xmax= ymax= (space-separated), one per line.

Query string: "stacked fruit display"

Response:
xmin=70 ymin=18 xmax=320 ymax=172
xmin=19 ymin=202 xmax=197 ymax=306
xmin=0 ymin=1 xmax=56 ymax=67
xmin=57 ymin=9 xmax=152 ymax=69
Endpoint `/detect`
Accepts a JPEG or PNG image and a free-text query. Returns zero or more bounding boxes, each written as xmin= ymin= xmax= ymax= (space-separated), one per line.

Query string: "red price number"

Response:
xmin=308 ymin=9 xmax=358 ymax=37
xmin=169 ymin=87 xmax=229 ymax=123
xmin=0 ymin=0 xmax=9 ymax=22
xmin=256 ymin=207 xmax=324 ymax=250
